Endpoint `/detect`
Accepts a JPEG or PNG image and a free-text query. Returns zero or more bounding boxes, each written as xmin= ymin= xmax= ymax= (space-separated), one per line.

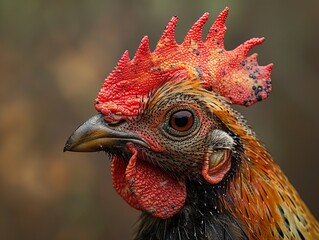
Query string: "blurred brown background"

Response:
xmin=1 ymin=0 xmax=318 ymax=239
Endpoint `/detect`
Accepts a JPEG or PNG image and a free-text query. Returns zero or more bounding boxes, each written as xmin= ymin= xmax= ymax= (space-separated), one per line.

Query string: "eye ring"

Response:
xmin=162 ymin=108 xmax=199 ymax=138
xmin=169 ymin=110 xmax=194 ymax=132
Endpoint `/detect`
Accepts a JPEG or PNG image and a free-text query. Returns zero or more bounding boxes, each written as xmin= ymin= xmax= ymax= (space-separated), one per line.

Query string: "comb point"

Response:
xmin=235 ymin=37 xmax=265 ymax=56
xmin=156 ymin=16 xmax=178 ymax=51
xmin=183 ymin=12 xmax=210 ymax=44
xmin=133 ymin=36 xmax=151 ymax=62
xmin=206 ymin=7 xmax=229 ymax=46
xmin=115 ymin=50 xmax=131 ymax=71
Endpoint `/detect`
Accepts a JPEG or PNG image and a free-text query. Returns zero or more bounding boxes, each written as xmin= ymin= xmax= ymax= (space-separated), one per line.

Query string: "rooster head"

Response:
xmin=64 ymin=7 xmax=273 ymax=220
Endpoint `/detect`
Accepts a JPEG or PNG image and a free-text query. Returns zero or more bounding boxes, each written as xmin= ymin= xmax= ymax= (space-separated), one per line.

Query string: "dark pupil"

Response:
xmin=170 ymin=110 xmax=193 ymax=131
xmin=174 ymin=113 xmax=189 ymax=127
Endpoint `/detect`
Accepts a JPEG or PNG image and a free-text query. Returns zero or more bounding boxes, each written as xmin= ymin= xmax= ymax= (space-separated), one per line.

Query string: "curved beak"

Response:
xmin=64 ymin=114 xmax=147 ymax=152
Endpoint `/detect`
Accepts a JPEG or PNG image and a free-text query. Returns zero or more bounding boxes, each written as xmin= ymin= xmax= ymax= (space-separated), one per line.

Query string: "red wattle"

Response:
xmin=111 ymin=144 xmax=186 ymax=219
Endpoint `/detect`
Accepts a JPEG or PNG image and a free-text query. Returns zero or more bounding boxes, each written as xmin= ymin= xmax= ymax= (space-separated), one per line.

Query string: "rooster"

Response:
xmin=64 ymin=7 xmax=319 ymax=239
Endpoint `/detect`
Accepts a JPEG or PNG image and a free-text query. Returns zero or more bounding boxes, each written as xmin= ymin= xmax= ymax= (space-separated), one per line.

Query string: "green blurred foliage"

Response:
xmin=0 ymin=0 xmax=318 ymax=239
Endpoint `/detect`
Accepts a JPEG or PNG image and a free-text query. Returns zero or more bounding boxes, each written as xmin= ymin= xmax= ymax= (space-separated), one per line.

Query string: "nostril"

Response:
xmin=108 ymin=119 xmax=126 ymax=127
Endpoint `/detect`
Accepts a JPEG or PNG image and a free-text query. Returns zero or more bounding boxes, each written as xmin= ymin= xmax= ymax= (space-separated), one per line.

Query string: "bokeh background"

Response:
xmin=1 ymin=0 xmax=318 ymax=239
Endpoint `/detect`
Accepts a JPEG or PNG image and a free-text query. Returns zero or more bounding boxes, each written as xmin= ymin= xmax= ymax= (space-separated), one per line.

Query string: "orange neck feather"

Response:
xmin=211 ymin=98 xmax=319 ymax=239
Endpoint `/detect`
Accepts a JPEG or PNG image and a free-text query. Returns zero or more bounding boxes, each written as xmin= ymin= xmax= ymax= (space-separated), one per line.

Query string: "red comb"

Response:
xmin=95 ymin=7 xmax=273 ymax=121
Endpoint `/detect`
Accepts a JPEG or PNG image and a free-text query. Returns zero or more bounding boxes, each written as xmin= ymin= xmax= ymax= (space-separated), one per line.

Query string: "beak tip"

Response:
xmin=63 ymin=145 xmax=68 ymax=152
xmin=63 ymin=135 xmax=74 ymax=152
xmin=63 ymin=141 xmax=71 ymax=152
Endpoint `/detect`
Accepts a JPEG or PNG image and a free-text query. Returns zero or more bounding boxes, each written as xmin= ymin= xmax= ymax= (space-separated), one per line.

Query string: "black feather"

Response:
xmin=134 ymin=180 xmax=248 ymax=240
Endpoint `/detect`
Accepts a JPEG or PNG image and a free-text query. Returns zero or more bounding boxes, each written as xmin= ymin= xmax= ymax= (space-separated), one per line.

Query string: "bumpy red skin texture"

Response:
xmin=95 ymin=7 xmax=273 ymax=121
xmin=112 ymin=143 xmax=186 ymax=219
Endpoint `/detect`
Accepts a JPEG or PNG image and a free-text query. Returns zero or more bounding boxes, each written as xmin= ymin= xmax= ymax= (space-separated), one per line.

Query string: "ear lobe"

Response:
xmin=201 ymin=148 xmax=232 ymax=184
xmin=201 ymin=129 xmax=234 ymax=184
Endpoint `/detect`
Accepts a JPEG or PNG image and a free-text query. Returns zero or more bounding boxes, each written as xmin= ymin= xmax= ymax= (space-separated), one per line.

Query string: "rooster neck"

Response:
xmin=134 ymin=180 xmax=248 ymax=240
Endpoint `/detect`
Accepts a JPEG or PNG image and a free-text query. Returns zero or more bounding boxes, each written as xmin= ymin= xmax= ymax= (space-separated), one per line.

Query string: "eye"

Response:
xmin=169 ymin=110 xmax=194 ymax=132
xmin=162 ymin=108 xmax=199 ymax=138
